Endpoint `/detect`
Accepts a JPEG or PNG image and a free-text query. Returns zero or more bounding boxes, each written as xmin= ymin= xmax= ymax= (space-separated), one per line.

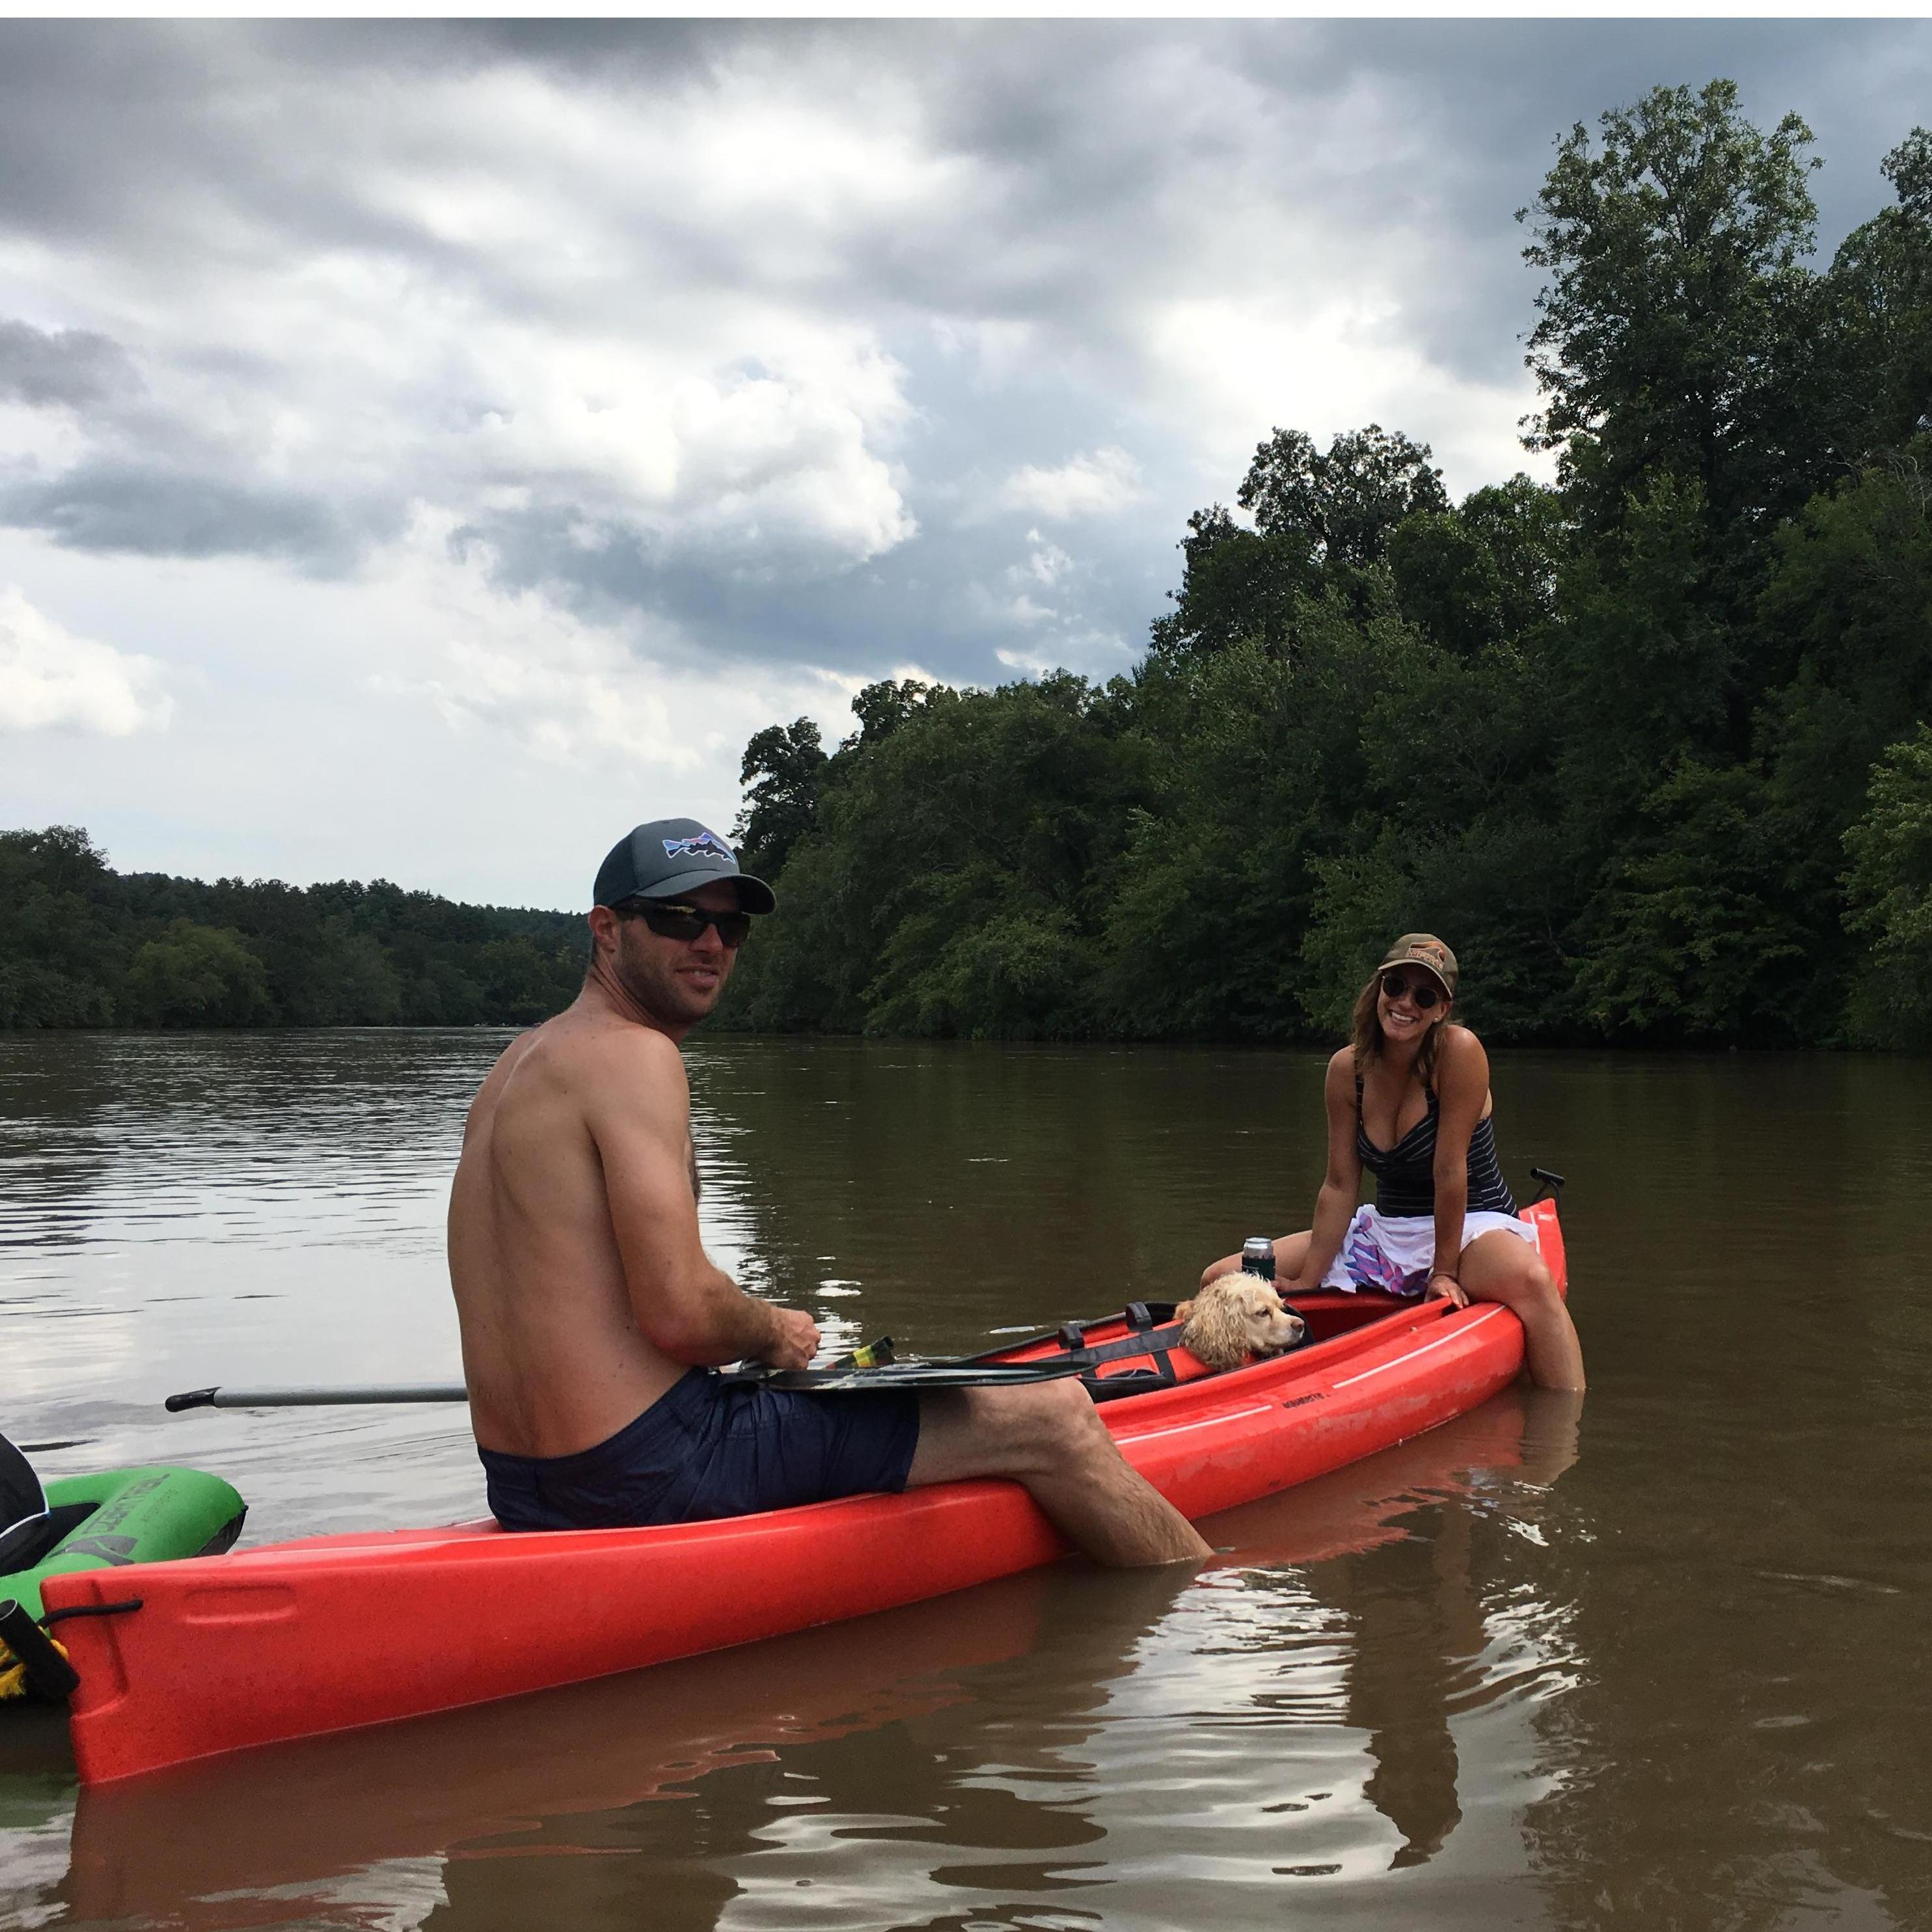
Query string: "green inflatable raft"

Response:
xmin=1 ymin=1435 xmax=245 ymax=1702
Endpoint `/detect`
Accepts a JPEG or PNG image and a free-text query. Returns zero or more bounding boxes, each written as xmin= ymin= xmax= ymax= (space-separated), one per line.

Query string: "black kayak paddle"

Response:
xmin=162 ymin=1337 xmax=1089 ymax=1409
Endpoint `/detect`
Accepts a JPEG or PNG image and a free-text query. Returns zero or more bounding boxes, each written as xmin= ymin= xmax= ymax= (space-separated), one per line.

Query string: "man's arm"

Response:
xmin=586 ymin=1031 xmax=819 ymax=1370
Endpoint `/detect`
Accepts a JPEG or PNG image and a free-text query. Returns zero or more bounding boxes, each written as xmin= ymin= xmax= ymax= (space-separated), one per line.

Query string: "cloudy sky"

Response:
xmin=3 ymin=19 xmax=1929 ymax=909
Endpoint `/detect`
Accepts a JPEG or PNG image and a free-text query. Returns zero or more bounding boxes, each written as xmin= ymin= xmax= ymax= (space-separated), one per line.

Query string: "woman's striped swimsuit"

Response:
xmin=1355 ymin=1077 xmax=1517 ymax=1219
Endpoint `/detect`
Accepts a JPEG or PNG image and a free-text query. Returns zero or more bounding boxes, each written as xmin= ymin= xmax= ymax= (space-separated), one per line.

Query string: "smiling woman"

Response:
xmin=1200 ymin=933 xmax=1586 ymax=1391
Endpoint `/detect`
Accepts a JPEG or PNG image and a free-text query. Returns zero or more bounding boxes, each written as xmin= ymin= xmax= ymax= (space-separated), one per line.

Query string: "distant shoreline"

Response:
xmin=1 ymin=825 xmax=585 ymax=1032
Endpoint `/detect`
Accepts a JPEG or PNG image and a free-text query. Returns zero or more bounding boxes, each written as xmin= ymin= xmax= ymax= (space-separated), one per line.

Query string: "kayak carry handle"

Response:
xmin=1528 ymin=1167 xmax=1567 ymax=1203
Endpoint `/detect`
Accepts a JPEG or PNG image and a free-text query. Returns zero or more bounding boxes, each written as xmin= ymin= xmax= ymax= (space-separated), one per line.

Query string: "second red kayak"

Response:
xmin=48 ymin=1199 xmax=1566 ymax=1785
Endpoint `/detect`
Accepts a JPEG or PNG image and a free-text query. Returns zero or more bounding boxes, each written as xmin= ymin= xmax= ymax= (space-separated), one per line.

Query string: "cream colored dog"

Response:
xmin=1174 ymin=1275 xmax=1307 ymax=1372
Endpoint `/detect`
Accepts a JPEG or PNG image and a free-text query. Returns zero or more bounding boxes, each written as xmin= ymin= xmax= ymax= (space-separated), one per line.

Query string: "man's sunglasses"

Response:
xmin=1381 ymin=970 xmax=1444 ymax=1009
xmin=619 ymin=899 xmax=754 ymax=948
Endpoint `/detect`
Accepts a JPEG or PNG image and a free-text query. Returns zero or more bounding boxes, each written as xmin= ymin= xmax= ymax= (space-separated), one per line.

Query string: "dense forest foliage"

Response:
xmin=722 ymin=84 xmax=1932 ymax=1051
xmin=0 ymin=824 xmax=582 ymax=1028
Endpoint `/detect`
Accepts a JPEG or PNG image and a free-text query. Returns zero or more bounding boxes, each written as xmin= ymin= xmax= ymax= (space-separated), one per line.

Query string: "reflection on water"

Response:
xmin=4 ymin=1032 xmax=1931 ymax=1930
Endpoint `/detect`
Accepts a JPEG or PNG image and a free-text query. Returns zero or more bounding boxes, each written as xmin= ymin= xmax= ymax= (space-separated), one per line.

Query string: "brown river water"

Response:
xmin=1 ymin=1030 xmax=1928 ymax=1931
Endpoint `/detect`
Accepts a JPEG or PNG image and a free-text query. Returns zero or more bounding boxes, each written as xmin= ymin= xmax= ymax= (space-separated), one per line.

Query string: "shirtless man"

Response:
xmin=448 ymin=817 xmax=1208 ymax=1567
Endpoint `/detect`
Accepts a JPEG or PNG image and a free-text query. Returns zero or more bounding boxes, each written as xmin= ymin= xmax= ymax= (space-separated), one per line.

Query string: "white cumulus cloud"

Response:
xmin=0 ymin=584 xmax=170 ymax=735
xmin=1000 ymin=446 xmax=1147 ymax=521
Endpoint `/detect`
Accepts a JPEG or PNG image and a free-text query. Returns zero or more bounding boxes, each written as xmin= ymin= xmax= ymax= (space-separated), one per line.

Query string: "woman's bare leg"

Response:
xmin=1458 ymin=1231 xmax=1585 ymax=1391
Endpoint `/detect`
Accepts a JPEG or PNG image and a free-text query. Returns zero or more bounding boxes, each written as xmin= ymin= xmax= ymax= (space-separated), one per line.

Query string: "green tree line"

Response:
xmin=723 ymin=83 xmax=1932 ymax=1050
xmin=0 ymin=824 xmax=583 ymax=1029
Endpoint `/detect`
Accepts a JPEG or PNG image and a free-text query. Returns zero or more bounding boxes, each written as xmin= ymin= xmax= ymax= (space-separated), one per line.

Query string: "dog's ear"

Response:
xmin=1180 ymin=1282 xmax=1251 ymax=1372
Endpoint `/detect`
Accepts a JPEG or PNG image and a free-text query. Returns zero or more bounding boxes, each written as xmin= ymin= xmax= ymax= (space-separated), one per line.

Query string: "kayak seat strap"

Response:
xmin=1076 ymin=1320 xmax=1190 ymax=1402
xmin=1077 ymin=1322 xmax=1188 ymax=1366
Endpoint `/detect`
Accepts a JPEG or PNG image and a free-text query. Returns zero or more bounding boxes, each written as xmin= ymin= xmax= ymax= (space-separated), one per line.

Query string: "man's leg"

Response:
xmin=906 ymin=1380 xmax=1210 ymax=1567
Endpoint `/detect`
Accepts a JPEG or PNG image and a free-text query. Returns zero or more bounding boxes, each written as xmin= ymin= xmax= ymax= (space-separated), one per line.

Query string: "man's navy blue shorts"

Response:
xmin=478 ymin=1368 xmax=922 ymax=1532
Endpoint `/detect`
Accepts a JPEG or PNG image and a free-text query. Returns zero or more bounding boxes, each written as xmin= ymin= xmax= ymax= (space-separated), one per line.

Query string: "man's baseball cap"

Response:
xmin=1378 ymin=932 xmax=1458 ymax=1000
xmin=593 ymin=819 xmax=776 ymax=915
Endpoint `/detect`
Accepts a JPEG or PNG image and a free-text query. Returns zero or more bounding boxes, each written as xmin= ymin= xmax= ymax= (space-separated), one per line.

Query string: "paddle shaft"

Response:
xmin=165 ymin=1383 xmax=469 ymax=1411
xmin=165 ymin=1336 xmax=900 ymax=1412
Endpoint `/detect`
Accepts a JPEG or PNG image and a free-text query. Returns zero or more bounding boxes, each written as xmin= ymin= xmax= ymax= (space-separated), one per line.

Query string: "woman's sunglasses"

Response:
xmin=621 ymin=899 xmax=754 ymax=948
xmin=1381 ymin=970 xmax=1444 ymax=1009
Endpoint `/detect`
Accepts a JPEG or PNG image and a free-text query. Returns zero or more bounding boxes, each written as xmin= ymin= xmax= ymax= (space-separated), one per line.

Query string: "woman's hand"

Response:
xmin=1425 ymin=1272 xmax=1469 ymax=1309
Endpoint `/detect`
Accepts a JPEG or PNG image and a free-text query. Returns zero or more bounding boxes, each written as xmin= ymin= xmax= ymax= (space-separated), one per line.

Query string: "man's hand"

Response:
xmin=750 ymin=1306 xmax=821 ymax=1372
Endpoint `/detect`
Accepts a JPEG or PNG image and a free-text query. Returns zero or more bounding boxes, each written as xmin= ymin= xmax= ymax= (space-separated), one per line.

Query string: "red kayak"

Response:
xmin=67 ymin=1389 xmax=1568 ymax=1924
xmin=47 ymin=1200 xmax=1566 ymax=1785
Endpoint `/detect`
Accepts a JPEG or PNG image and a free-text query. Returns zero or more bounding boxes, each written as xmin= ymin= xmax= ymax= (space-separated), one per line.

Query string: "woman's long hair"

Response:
xmin=1350 ymin=972 xmax=1450 ymax=1088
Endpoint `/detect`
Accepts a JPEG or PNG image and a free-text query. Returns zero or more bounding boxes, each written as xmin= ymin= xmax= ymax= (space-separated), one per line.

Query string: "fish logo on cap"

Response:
xmin=662 ymin=831 xmax=733 ymax=863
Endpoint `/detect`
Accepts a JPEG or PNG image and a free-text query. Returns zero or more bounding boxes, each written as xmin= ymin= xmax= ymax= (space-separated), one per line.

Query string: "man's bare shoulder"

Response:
xmin=459 ymin=1023 xmax=545 ymax=1141
xmin=504 ymin=1005 xmax=687 ymax=1116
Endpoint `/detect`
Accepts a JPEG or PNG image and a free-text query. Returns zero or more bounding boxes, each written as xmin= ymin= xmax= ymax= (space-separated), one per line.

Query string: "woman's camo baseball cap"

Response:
xmin=593 ymin=819 xmax=777 ymax=914
xmin=1377 ymin=933 xmax=1458 ymax=1000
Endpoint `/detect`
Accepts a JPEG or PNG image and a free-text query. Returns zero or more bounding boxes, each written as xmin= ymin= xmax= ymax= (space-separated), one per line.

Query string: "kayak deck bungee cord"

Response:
xmin=46 ymin=1196 xmax=1566 ymax=1785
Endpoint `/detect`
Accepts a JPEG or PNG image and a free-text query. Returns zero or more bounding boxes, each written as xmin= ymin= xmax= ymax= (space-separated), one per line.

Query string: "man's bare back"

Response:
xmin=454 ymin=1013 xmax=700 ymax=1455
xmin=449 ymin=818 xmax=1207 ymax=1566
xmin=449 ymin=875 xmax=817 ymax=1459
